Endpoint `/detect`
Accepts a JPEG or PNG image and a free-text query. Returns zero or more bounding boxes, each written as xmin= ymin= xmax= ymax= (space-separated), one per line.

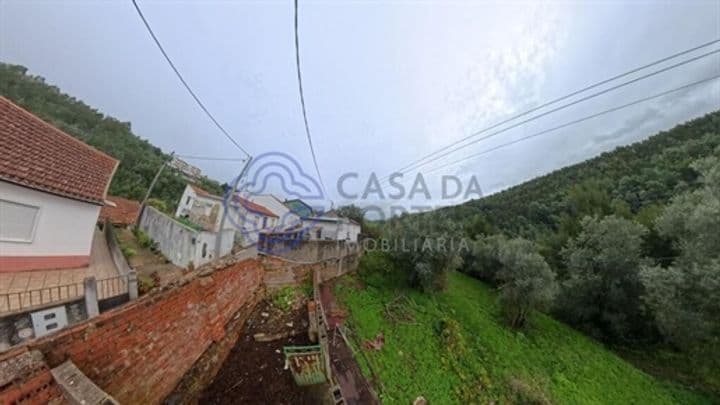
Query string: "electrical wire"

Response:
xmin=176 ymin=154 xmax=247 ymax=162
xmin=294 ymin=0 xmax=327 ymax=195
xmin=131 ymin=0 xmax=251 ymax=157
xmin=381 ymin=40 xmax=720 ymax=183
xmin=420 ymin=75 xmax=720 ymax=177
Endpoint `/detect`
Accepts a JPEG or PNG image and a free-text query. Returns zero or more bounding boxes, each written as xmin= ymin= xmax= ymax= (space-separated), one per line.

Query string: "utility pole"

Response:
xmin=215 ymin=156 xmax=253 ymax=259
xmin=136 ymin=151 xmax=174 ymax=226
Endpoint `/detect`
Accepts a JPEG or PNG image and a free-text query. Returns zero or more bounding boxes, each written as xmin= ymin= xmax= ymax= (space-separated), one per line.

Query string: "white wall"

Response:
xmin=174 ymin=185 xmax=197 ymax=217
xmin=301 ymin=218 xmax=361 ymax=241
xmin=249 ymin=195 xmax=301 ymax=229
xmin=194 ymin=229 xmax=234 ymax=266
xmin=0 ymin=181 xmax=99 ymax=256
xmin=339 ymin=222 xmax=361 ymax=242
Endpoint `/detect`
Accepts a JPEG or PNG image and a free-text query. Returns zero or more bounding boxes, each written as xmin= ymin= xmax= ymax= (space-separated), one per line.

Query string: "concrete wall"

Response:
xmin=0 ymin=181 xmax=100 ymax=269
xmin=140 ymin=206 xmax=200 ymax=267
xmin=104 ymin=223 xmax=133 ymax=276
xmin=140 ymin=206 xmax=233 ymax=268
xmin=0 ymin=259 xmax=264 ymax=405
xmin=195 ymin=229 xmax=234 ymax=265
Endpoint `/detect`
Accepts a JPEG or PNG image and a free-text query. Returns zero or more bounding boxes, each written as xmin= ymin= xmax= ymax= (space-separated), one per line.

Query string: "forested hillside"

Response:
xmin=380 ymin=110 xmax=720 ymax=397
xmin=0 ymin=63 xmax=223 ymax=210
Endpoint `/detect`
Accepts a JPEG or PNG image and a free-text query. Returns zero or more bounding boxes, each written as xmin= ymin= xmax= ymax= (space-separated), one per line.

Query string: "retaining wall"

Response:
xmin=0 ymin=259 xmax=264 ymax=404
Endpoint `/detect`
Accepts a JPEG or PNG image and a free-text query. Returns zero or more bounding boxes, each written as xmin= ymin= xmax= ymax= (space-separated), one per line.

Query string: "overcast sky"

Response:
xmin=1 ymin=0 xmax=719 ymax=214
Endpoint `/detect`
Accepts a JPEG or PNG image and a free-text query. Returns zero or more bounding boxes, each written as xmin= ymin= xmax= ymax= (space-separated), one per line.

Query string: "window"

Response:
xmin=0 ymin=200 xmax=39 ymax=242
xmin=186 ymin=196 xmax=192 ymax=205
xmin=202 ymin=242 xmax=208 ymax=258
xmin=316 ymin=229 xmax=322 ymax=239
xmin=262 ymin=217 xmax=268 ymax=228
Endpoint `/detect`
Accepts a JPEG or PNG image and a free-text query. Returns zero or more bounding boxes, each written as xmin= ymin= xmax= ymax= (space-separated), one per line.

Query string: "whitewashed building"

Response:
xmin=0 ymin=97 xmax=118 ymax=272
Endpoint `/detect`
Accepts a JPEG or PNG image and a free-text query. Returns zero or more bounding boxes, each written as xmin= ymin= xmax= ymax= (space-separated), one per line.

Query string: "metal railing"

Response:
xmin=0 ymin=282 xmax=84 ymax=314
xmin=97 ymin=275 xmax=129 ymax=300
xmin=0 ymin=274 xmax=130 ymax=315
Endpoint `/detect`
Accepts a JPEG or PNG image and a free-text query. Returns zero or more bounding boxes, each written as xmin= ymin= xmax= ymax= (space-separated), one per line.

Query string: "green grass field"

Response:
xmin=334 ymin=256 xmax=714 ymax=404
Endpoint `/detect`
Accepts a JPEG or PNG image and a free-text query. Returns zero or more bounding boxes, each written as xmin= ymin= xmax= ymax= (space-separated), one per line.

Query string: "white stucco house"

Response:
xmin=302 ymin=210 xmax=361 ymax=242
xmin=0 ymin=97 xmax=119 ymax=272
xmin=248 ymin=194 xmax=302 ymax=230
xmin=174 ymin=185 xmax=279 ymax=247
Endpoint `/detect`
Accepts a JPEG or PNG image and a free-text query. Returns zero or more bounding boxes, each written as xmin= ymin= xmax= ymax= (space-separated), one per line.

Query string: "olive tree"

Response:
xmin=384 ymin=214 xmax=465 ymax=292
xmin=493 ymin=237 xmax=557 ymax=328
xmin=558 ymin=215 xmax=649 ymax=341
xmin=640 ymin=155 xmax=720 ymax=352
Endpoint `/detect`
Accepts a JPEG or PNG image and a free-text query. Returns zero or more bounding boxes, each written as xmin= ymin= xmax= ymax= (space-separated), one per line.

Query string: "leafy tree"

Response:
xmin=640 ymin=154 xmax=720 ymax=353
xmin=462 ymin=234 xmax=506 ymax=284
xmin=335 ymin=204 xmax=366 ymax=228
xmin=558 ymin=215 xmax=650 ymax=341
xmin=494 ymin=238 xmax=558 ymax=328
xmin=385 ymin=214 xmax=464 ymax=292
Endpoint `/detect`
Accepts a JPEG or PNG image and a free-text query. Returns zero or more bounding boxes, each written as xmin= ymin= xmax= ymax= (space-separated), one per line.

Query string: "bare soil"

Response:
xmin=199 ymin=297 xmax=328 ymax=405
xmin=117 ymin=228 xmax=185 ymax=288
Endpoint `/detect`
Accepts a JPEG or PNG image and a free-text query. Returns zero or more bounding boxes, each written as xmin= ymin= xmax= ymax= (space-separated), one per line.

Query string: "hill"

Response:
xmin=0 ymin=62 xmax=223 ymax=210
xmin=440 ymin=111 xmax=719 ymax=237
xmin=379 ymin=110 xmax=720 ymax=397
xmin=335 ymin=254 xmax=713 ymax=404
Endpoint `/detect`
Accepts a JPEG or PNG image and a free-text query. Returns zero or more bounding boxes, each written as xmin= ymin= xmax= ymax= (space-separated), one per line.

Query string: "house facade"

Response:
xmin=175 ymin=184 xmax=228 ymax=232
xmin=0 ymin=97 xmax=118 ymax=272
xmin=248 ymin=194 xmax=301 ymax=230
xmin=174 ymin=185 xmax=279 ymax=247
xmin=230 ymin=196 xmax=279 ymax=247
xmin=300 ymin=209 xmax=362 ymax=242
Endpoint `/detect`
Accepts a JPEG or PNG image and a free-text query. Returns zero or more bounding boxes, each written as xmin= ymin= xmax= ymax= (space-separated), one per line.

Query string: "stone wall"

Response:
xmin=261 ymin=239 xmax=360 ymax=264
xmin=261 ymin=244 xmax=362 ymax=289
xmin=0 ymin=259 xmax=264 ymax=404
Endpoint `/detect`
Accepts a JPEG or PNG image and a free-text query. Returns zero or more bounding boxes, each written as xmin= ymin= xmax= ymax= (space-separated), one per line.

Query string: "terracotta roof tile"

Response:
xmin=0 ymin=97 xmax=118 ymax=204
xmin=233 ymin=196 xmax=278 ymax=218
xmin=99 ymin=195 xmax=141 ymax=225
xmin=189 ymin=184 xmax=222 ymax=200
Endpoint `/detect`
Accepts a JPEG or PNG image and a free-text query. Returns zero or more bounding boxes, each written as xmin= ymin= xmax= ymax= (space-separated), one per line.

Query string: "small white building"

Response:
xmin=303 ymin=210 xmax=361 ymax=242
xmin=0 ymin=97 xmax=119 ymax=272
xmin=175 ymin=185 xmax=279 ymax=247
xmin=248 ymin=194 xmax=302 ymax=230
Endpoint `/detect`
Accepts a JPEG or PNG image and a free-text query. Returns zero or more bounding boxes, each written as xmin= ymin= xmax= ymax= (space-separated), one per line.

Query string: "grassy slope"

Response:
xmin=335 ymin=269 xmax=712 ymax=404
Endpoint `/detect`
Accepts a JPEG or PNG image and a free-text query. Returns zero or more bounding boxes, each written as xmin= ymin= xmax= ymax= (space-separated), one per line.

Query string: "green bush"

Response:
xmin=271 ymin=286 xmax=296 ymax=312
xmin=133 ymin=228 xmax=154 ymax=249
xmin=121 ymin=246 xmax=136 ymax=258
xmin=146 ymin=198 xmax=169 ymax=213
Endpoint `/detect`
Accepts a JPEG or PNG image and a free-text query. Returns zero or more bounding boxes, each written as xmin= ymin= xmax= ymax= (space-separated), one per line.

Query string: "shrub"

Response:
xmin=271 ymin=286 xmax=296 ymax=312
xmin=133 ymin=228 xmax=154 ymax=249
xmin=507 ymin=377 xmax=552 ymax=405
xmin=146 ymin=197 xmax=169 ymax=213
xmin=121 ymin=246 xmax=136 ymax=258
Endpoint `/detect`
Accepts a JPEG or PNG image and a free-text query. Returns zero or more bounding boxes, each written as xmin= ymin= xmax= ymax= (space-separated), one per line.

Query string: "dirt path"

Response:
xmin=199 ymin=298 xmax=328 ymax=404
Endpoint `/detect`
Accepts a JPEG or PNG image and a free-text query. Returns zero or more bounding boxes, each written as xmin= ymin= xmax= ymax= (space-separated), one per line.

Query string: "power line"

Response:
xmin=294 ymin=0 xmax=327 ymax=195
xmin=131 ymin=0 xmax=251 ymax=157
xmin=382 ymin=47 xmax=720 ymax=183
xmin=381 ymin=39 xmax=720 ymax=183
xmin=176 ymin=154 xmax=248 ymax=162
xmin=420 ymin=75 xmax=720 ymax=177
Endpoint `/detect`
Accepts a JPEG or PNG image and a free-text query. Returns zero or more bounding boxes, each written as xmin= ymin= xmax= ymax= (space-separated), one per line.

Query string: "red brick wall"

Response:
xmin=0 ymin=259 xmax=263 ymax=404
